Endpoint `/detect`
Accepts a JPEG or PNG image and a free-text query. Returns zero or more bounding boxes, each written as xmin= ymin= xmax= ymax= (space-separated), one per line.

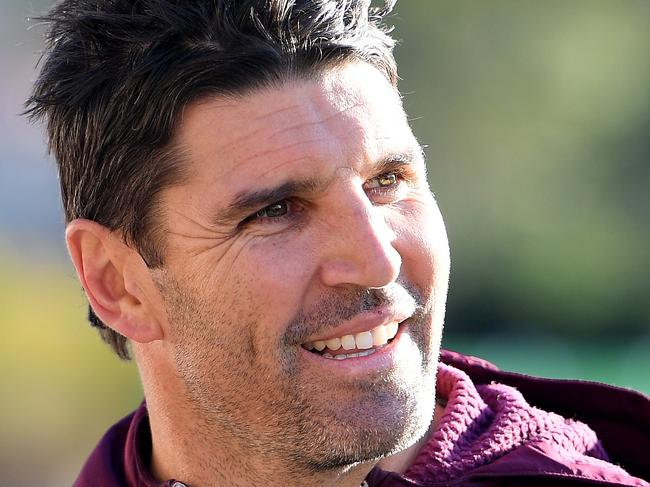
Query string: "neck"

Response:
xmin=148 ymin=406 xmax=375 ymax=487
xmin=136 ymin=348 xmax=443 ymax=487
xmin=138 ymin=355 xmax=374 ymax=487
xmin=375 ymin=401 xmax=445 ymax=474
xmin=146 ymin=399 xmax=444 ymax=487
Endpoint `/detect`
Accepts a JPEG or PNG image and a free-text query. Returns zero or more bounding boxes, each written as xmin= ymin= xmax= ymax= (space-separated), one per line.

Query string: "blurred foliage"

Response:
xmin=393 ymin=0 xmax=650 ymax=336
xmin=1 ymin=1 xmax=649 ymax=486
xmin=0 ymin=250 xmax=142 ymax=485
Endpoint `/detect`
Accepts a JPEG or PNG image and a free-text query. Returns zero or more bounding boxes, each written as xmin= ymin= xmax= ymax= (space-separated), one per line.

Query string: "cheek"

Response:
xmin=233 ymin=236 xmax=318 ymax=336
xmin=393 ymin=199 xmax=450 ymax=297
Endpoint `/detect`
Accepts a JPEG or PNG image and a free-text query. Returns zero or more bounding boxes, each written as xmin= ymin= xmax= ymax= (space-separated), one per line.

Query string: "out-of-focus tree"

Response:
xmin=393 ymin=0 xmax=650 ymax=336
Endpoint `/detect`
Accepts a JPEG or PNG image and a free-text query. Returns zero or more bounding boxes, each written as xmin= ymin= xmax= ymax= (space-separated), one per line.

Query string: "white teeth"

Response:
xmin=355 ymin=331 xmax=373 ymax=349
xmin=322 ymin=349 xmax=378 ymax=360
xmin=325 ymin=337 xmax=341 ymax=351
xmin=371 ymin=325 xmax=388 ymax=346
xmin=385 ymin=322 xmax=399 ymax=340
xmin=354 ymin=349 xmax=375 ymax=358
xmin=303 ymin=321 xmax=401 ymax=353
xmin=341 ymin=335 xmax=356 ymax=350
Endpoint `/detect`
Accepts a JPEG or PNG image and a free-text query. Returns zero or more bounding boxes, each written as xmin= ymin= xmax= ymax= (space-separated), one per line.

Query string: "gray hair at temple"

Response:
xmin=25 ymin=0 xmax=398 ymax=359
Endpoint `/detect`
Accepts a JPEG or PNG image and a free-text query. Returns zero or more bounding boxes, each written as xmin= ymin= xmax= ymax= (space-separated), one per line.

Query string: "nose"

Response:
xmin=318 ymin=187 xmax=402 ymax=289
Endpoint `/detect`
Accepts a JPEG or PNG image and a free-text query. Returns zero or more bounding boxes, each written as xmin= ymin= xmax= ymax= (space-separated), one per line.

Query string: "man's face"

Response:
xmin=154 ymin=62 xmax=450 ymax=470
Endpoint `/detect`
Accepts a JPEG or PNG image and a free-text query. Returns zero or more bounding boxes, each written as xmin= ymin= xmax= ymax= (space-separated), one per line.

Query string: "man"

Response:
xmin=26 ymin=0 xmax=649 ymax=486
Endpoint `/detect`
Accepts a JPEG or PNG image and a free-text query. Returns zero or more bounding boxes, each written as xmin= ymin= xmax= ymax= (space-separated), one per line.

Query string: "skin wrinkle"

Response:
xmin=195 ymin=92 xmax=367 ymax=186
xmin=176 ymin=156 xmax=423 ymax=339
xmin=263 ymin=103 xmax=365 ymax=144
xmin=139 ymin=63 xmax=450 ymax=486
xmin=284 ymin=284 xmax=420 ymax=346
xmin=168 ymin=178 xmax=319 ymax=268
xmin=162 ymin=202 xmax=259 ymax=281
xmin=247 ymin=83 xmax=366 ymax=143
xmin=215 ymin=150 xmax=423 ymax=229
xmin=165 ymin=146 xmax=430 ymax=340
xmin=227 ymin=126 xmax=342 ymax=177
xmin=256 ymin=156 xmax=323 ymax=176
xmin=181 ymin=133 xmax=330 ymax=196
xmin=203 ymin=237 xmax=256 ymax=284
xmin=195 ymin=92 xmax=353 ymax=159
xmin=246 ymin=136 xmax=341 ymax=170
xmin=162 ymin=210 xmax=235 ymax=259
xmin=183 ymin=115 xmax=395 ymax=227
xmin=166 ymin=207 xmax=234 ymax=237
xmin=220 ymin=180 xmax=324 ymax=228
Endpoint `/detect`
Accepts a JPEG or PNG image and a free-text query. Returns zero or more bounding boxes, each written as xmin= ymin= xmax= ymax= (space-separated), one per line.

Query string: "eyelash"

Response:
xmin=242 ymin=200 xmax=299 ymax=226
xmin=242 ymin=170 xmax=408 ymax=226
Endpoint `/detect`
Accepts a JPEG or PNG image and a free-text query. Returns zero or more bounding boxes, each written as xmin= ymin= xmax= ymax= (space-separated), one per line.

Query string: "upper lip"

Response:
xmin=301 ymin=305 xmax=412 ymax=343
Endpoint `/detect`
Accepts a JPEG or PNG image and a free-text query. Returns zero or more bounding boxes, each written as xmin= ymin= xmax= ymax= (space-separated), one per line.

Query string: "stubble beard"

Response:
xmin=160 ymin=274 xmax=441 ymax=476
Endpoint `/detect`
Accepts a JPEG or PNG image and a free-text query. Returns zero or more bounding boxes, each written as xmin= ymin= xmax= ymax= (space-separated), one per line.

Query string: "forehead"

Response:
xmin=174 ymin=63 xmax=414 ymax=195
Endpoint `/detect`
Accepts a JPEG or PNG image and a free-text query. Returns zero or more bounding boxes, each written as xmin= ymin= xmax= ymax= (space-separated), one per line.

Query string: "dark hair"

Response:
xmin=26 ymin=0 xmax=398 ymax=359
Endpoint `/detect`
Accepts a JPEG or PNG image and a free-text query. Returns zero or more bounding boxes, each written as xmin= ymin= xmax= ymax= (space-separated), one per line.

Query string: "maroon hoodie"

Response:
xmin=74 ymin=350 xmax=650 ymax=486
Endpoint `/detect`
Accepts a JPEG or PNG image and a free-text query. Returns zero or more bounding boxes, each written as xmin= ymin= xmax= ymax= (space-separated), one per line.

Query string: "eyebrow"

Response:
xmin=211 ymin=147 xmax=424 ymax=227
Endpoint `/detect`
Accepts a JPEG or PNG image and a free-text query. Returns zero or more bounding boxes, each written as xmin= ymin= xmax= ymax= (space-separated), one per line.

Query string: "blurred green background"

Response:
xmin=1 ymin=0 xmax=648 ymax=485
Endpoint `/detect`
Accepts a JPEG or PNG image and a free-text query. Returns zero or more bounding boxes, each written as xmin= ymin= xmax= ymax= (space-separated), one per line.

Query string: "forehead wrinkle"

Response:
xmin=223 ymin=96 xmax=364 ymax=161
xmin=181 ymin=99 xmax=310 ymax=168
xmin=244 ymin=136 xmax=341 ymax=177
xmin=239 ymin=100 xmax=367 ymax=173
xmin=265 ymin=102 xmax=364 ymax=146
xmin=211 ymin=105 xmax=319 ymax=161
xmin=249 ymin=82 xmax=362 ymax=126
xmin=216 ymin=103 xmax=307 ymax=156
xmin=182 ymin=82 xmax=382 ymax=184
xmin=250 ymin=101 xmax=306 ymax=123
xmin=253 ymin=154 xmax=323 ymax=180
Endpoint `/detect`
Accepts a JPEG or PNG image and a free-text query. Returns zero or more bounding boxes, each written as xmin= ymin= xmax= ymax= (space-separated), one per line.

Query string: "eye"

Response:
xmin=244 ymin=200 xmax=289 ymax=222
xmin=377 ymin=173 xmax=398 ymax=187
xmin=240 ymin=199 xmax=295 ymax=227
xmin=255 ymin=201 xmax=288 ymax=219
xmin=364 ymin=172 xmax=401 ymax=191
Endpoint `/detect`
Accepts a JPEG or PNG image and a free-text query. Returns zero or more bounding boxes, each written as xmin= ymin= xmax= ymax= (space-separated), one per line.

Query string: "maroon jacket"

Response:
xmin=74 ymin=350 xmax=650 ymax=486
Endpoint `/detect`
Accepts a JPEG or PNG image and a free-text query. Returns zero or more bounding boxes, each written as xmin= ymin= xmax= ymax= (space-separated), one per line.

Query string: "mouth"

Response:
xmin=301 ymin=321 xmax=401 ymax=361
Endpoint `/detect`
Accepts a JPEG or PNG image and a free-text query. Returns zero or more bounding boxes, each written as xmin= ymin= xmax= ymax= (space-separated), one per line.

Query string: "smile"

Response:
xmin=301 ymin=321 xmax=400 ymax=360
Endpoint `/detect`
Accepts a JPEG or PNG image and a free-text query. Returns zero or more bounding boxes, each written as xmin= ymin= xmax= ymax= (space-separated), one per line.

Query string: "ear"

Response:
xmin=65 ymin=219 xmax=164 ymax=343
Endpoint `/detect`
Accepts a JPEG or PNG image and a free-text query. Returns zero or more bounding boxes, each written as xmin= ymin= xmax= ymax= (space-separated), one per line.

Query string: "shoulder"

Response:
xmin=438 ymin=349 xmax=650 ymax=485
xmin=366 ymin=350 xmax=650 ymax=487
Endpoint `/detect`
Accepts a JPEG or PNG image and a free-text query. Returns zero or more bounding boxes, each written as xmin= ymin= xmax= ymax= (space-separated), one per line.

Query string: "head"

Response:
xmin=27 ymin=0 xmax=450 ymax=479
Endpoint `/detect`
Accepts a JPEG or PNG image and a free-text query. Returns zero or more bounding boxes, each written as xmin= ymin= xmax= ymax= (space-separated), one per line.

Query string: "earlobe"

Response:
xmin=65 ymin=219 xmax=164 ymax=344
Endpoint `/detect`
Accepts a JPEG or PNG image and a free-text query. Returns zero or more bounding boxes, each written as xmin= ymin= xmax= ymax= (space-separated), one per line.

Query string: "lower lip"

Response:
xmin=299 ymin=322 xmax=408 ymax=373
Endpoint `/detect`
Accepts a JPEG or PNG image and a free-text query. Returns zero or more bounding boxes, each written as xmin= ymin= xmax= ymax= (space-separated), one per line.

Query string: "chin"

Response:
xmin=292 ymin=370 xmax=437 ymax=473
